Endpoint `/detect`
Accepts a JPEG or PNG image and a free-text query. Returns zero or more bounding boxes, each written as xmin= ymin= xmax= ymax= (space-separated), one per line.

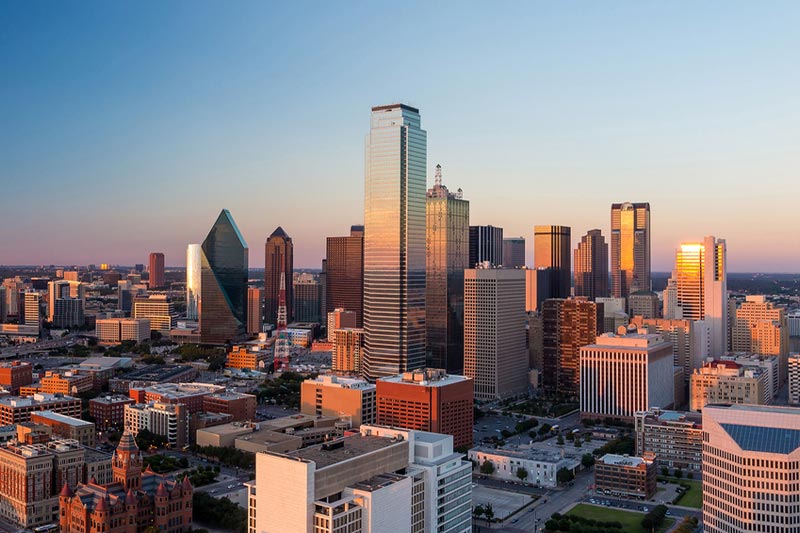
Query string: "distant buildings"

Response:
xmin=610 ymin=202 xmax=651 ymax=299
xmin=464 ymin=268 xmax=528 ymax=401
xmin=22 ymin=291 xmax=40 ymax=329
xmin=634 ymin=409 xmax=703 ymax=473
xmin=246 ymin=287 xmax=264 ymax=335
xmin=200 ymin=209 xmax=249 ymax=344
xmin=149 ymin=252 xmax=165 ymax=288
xmin=542 ymin=298 xmax=601 ymax=395
xmin=580 ymin=330 xmax=674 ymax=422
xmin=132 ymin=294 xmax=173 ymax=334
xmin=534 ymin=225 xmax=571 ymax=300
xmin=690 ymin=360 xmax=770 ymax=411
xmin=95 ymin=317 xmax=151 ymax=344
xmin=300 ymin=374 xmax=376 ymax=427
xmin=731 ymin=295 xmax=789 ymax=370
xmin=574 ymin=229 xmax=608 ymax=300
xmin=594 ymin=453 xmax=657 ymax=500
xmin=264 ymin=226 xmax=293 ymax=325
xmin=362 ymin=104 xmax=427 ymax=381
xmin=186 ymin=243 xmax=202 ymax=320
xmin=426 ymin=165 xmax=469 ymax=372
xmin=702 ymin=404 xmax=800 ymax=533
xmin=332 ymin=327 xmax=365 ymax=375
xmin=468 ymin=225 xmax=503 ymax=268
xmin=325 ymin=226 xmax=364 ymax=326
xmin=628 ymin=291 xmax=660 ymax=319
xmin=503 ymin=237 xmax=526 ymax=268
xmin=293 ymin=273 xmax=321 ymax=323
xmin=48 ymin=280 xmax=85 ymax=328
xmin=790 ymin=354 xmax=800 ymax=405
xmin=376 ymin=368 xmax=473 ymax=449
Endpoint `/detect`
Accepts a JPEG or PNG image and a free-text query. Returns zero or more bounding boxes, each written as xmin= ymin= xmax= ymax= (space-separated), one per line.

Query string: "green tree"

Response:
xmin=556 ymin=467 xmax=574 ymax=484
xmin=675 ymin=467 xmax=683 ymax=479
xmin=473 ymin=505 xmax=484 ymax=518
xmin=480 ymin=459 xmax=495 ymax=475
xmin=574 ymin=438 xmax=582 ymax=448
xmin=516 ymin=467 xmax=529 ymax=481
xmin=484 ymin=503 xmax=494 ymax=522
xmin=581 ymin=453 xmax=595 ymax=468
xmin=556 ymin=435 xmax=564 ymax=445
xmin=661 ymin=466 xmax=669 ymax=476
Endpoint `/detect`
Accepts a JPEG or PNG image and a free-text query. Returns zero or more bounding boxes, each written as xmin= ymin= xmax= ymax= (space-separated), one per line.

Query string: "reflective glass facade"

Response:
xmin=200 ymin=209 xmax=248 ymax=344
xmin=533 ymin=225 xmax=571 ymax=299
xmin=186 ymin=244 xmax=201 ymax=320
xmin=264 ymin=227 xmax=293 ymax=325
xmin=574 ymin=229 xmax=609 ymax=300
xmin=325 ymin=226 xmax=364 ymax=326
xmin=363 ymin=104 xmax=427 ymax=380
xmin=611 ymin=202 xmax=651 ymax=299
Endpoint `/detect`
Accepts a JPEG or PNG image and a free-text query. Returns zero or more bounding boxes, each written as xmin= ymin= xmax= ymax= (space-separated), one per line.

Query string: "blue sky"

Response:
xmin=2 ymin=1 xmax=799 ymax=271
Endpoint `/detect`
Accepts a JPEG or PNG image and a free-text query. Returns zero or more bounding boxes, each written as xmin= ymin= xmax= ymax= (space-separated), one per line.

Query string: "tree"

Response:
xmin=135 ymin=429 xmax=168 ymax=450
xmin=473 ymin=505 xmax=484 ymax=518
xmin=574 ymin=438 xmax=582 ymax=448
xmin=556 ymin=435 xmax=565 ymax=445
xmin=480 ymin=459 xmax=495 ymax=475
xmin=556 ymin=467 xmax=574 ymax=484
xmin=516 ymin=467 xmax=529 ymax=481
xmin=687 ymin=471 xmax=694 ymax=480
xmin=581 ymin=453 xmax=595 ymax=468
xmin=484 ymin=503 xmax=494 ymax=522
xmin=661 ymin=466 xmax=669 ymax=477
xmin=674 ymin=467 xmax=683 ymax=479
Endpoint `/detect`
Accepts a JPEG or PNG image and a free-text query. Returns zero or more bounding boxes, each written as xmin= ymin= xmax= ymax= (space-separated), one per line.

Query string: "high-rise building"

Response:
xmin=0 ymin=285 xmax=6 ymax=322
xmin=426 ymin=165 xmax=469 ymax=372
xmin=534 ymin=225 xmax=571 ymax=299
xmin=132 ymin=294 xmax=173 ymax=333
xmin=327 ymin=308 xmax=357 ymax=343
xmin=148 ymin=252 xmax=165 ymax=288
xmin=300 ymin=374 xmax=376 ymax=427
xmin=674 ymin=236 xmax=728 ymax=356
xmin=124 ymin=402 xmax=189 ymax=448
xmin=542 ymin=298 xmax=601 ymax=395
xmin=293 ymin=273 xmax=321 ymax=323
xmin=503 ymin=237 xmax=526 ymax=268
xmin=702 ymin=404 xmax=800 ymax=533
xmin=628 ymin=291 xmax=660 ymax=319
xmin=634 ymin=409 xmax=703 ymax=474
xmin=790 ymin=354 xmax=800 ymax=405
xmin=464 ymin=268 xmax=528 ymax=400
xmin=332 ymin=328 xmax=365 ymax=375
xmin=325 ymin=225 xmax=364 ymax=326
xmin=47 ymin=280 xmax=85 ymax=328
xmin=200 ymin=209 xmax=249 ymax=344
xmin=264 ymin=226 xmax=293 ymax=326
xmin=525 ymin=267 xmax=551 ymax=312
xmin=580 ymin=330 xmax=674 ymax=422
xmin=732 ymin=295 xmax=789 ymax=359
xmin=662 ymin=277 xmax=681 ymax=319
xmin=246 ymin=287 xmax=264 ymax=335
xmin=573 ymin=229 xmax=608 ymax=301
xmin=610 ymin=202 xmax=651 ymax=299
xmin=376 ymin=368 xmax=473 ymax=449
xmin=362 ymin=103 xmax=427 ymax=381
xmin=2 ymin=278 xmax=23 ymax=319
xmin=22 ymin=291 xmax=40 ymax=329
xmin=468 ymin=225 xmax=503 ymax=268
xmin=186 ymin=243 xmax=202 ymax=320
xmin=690 ymin=360 xmax=770 ymax=411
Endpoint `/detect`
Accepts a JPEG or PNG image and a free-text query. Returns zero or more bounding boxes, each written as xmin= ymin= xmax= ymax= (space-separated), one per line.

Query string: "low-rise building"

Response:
xmin=690 ymin=360 xmax=770 ymax=411
xmin=0 ymin=393 xmax=82 ymax=425
xmin=0 ymin=362 xmax=33 ymax=394
xmin=124 ymin=402 xmax=189 ymax=448
xmin=109 ymin=364 xmax=198 ymax=393
xmin=89 ymin=394 xmax=136 ymax=430
xmin=83 ymin=447 xmax=113 ymax=485
xmin=95 ymin=317 xmax=151 ymax=344
xmin=634 ymin=409 xmax=703 ymax=473
xmin=39 ymin=371 xmax=94 ymax=395
xmin=128 ymin=382 xmax=223 ymax=413
xmin=595 ymin=453 xmax=657 ymax=500
xmin=226 ymin=345 xmax=270 ymax=370
xmin=31 ymin=411 xmax=96 ymax=447
xmin=468 ymin=447 xmax=578 ymax=488
xmin=300 ymin=374 xmax=376 ymax=427
xmin=202 ymin=390 xmax=257 ymax=421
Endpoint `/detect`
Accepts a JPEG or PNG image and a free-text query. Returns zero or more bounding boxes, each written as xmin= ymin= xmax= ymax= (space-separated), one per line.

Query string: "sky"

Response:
xmin=2 ymin=1 xmax=799 ymax=272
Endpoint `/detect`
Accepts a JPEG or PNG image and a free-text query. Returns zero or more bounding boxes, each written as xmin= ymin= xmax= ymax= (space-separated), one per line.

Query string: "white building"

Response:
xmin=123 ymin=401 xmax=189 ymax=447
xmin=702 ymin=404 xmax=800 ymax=533
xmin=580 ymin=328 xmax=675 ymax=421
xmin=468 ymin=447 xmax=576 ymax=488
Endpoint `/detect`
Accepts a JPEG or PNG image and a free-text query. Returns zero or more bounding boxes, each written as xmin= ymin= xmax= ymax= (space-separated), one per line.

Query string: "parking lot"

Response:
xmin=471 ymin=484 xmax=533 ymax=519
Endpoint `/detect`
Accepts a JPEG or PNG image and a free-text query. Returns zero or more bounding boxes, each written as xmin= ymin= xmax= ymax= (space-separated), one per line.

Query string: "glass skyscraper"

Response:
xmin=611 ymin=202 xmax=651 ymax=299
xmin=200 ymin=209 xmax=248 ymax=344
xmin=534 ymin=225 xmax=572 ymax=299
xmin=186 ymin=244 xmax=201 ymax=320
xmin=362 ymin=103 xmax=427 ymax=380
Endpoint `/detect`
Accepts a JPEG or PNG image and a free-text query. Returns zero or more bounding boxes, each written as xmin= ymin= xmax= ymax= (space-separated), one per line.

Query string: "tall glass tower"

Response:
xmin=611 ymin=202 xmax=651 ymax=299
xmin=362 ymin=103 xmax=427 ymax=380
xmin=200 ymin=209 xmax=249 ymax=344
xmin=186 ymin=244 xmax=201 ymax=320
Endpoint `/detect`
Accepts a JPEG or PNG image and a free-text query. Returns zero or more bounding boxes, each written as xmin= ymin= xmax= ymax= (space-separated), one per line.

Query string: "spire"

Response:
xmin=125 ymin=488 xmax=137 ymax=505
xmin=269 ymin=226 xmax=290 ymax=239
xmin=181 ymin=474 xmax=193 ymax=490
xmin=156 ymin=481 xmax=169 ymax=498
xmin=95 ymin=496 xmax=109 ymax=512
xmin=116 ymin=431 xmax=139 ymax=453
xmin=59 ymin=482 xmax=73 ymax=498
xmin=435 ymin=164 xmax=442 ymax=187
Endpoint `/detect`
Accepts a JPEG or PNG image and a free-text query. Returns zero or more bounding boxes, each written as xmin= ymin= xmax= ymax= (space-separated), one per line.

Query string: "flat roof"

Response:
xmin=198 ymin=422 xmax=255 ymax=437
xmin=378 ymin=372 xmax=470 ymax=388
xmin=117 ymin=365 xmax=195 ymax=381
xmin=599 ymin=454 xmax=648 ymax=467
xmin=371 ymin=103 xmax=419 ymax=113
xmin=351 ymin=472 xmax=407 ymax=492
xmin=90 ymin=394 xmax=135 ymax=405
xmin=286 ymin=434 xmax=403 ymax=470
xmin=32 ymin=411 xmax=93 ymax=427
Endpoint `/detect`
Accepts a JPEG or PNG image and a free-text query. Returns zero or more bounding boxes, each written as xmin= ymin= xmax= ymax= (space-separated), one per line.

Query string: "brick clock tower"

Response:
xmin=113 ymin=431 xmax=142 ymax=491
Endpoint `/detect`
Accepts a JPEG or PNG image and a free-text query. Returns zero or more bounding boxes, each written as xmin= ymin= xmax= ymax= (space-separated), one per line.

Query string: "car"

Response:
xmin=666 ymin=511 xmax=672 ymax=516
xmin=210 ymin=489 xmax=216 ymax=493
xmin=511 ymin=518 xmax=519 ymax=523
xmin=528 ymin=508 xmax=534 ymax=512
xmin=643 ymin=507 xmax=649 ymax=513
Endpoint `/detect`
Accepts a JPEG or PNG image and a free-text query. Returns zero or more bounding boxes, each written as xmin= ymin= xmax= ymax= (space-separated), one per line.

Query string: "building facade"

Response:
xmin=300 ymin=374 xmax=377 ymax=427
xmin=48 ymin=280 xmax=85 ymax=328
xmin=790 ymin=354 xmax=800 ymax=405
xmin=246 ymin=287 xmax=264 ymax=335
xmin=690 ymin=360 xmax=769 ymax=411
xmin=264 ymin=226 xmax=293 ymax=326
xmin=149 ymin=252 xmax=165 ymax=289
xmin=96 ymin=318 xmax=151 ymax=344
xmin=502 ymin=237 xmax=526 ymax=269
xmin=533 ymin=225 xmax=571 ymax=300
xmin=132 ymin=295 xmax=173 ymax=334
xmin=293 ymin=273 xmax=321 ymax=323
xmin=186 ymin=244 xmax=202 ymax=320
xmin=89 ymin=395 xmax=136 ymax=430
xmin=332 ymin=327 xmax=365 ymax=374
xmin=634 ymin=409 xmax=703 ymax=473
xmin=574 ymin=229 xmax=608 ymax=300
xmin=325 ymin=226 xmax=364 ymax=326
xmin=0 ymin=361 xmax=33 ymax=394
xmin=468 ymin=225 xmax=503 ymax=268
xmin=594 ymin=453 xmax=656 ymax=500
xmin=542 ymin=298 xmax=601 ymax=396
xmin=610 ymin=202 xmax=651 ymax=299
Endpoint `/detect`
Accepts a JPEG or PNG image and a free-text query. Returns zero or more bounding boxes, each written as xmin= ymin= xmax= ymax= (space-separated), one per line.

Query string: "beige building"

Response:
xmin=634 ymin=409 xmax=703 ymax=473
xmin=95 ymin=317 xmax=151 ymax=344
xmin=39 ymin=371 xmax=93 ymax=395
xmin=702 ymin=404 xmax=800 ymax=533
xmin=133 ymin=294 xmax=174 ymax=333
xmin=124 ymin=401 xmax=189 ymax=448
xmin=732 ymin=295 xmax=789 ymax=377
xmin=464 ymin=268 xmax=528 ymax=400
xmin=300 ymin=374 xmax=376 ymax=426
xmin=690 ymin=360 xmax=769 ymax=411
xmin=30 ymin=411 xmax=96 ymax=447
xmin=332 ymin=327 xmax=365 ymax=374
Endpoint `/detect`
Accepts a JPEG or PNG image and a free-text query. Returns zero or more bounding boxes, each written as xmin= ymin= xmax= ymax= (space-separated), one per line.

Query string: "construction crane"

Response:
xmin=273 ymin=267 xmax=291 ymax=371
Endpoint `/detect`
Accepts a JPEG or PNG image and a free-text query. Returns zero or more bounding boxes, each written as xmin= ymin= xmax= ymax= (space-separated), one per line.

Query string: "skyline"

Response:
xmin=3 ymin=2 xmax=800 ymax=272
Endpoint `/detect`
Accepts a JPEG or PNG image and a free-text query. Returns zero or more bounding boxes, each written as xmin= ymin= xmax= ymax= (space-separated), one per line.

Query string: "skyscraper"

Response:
xmin=362 ymin=103 xmax=427 ymax=381
xmin=502 ymin=237 xmax=526 ymax=268
xmin=674 ymin=236 xmax=728 ymax=356
xmin=149 ymin=252 xmax=165 ymax=289
xmin=264 ymin=227 xmax=293 ymax=326
xmin=325 ymin=225 xmax=364 ymax=326
xmin=610 ymin=202 xmax=651 ymax=299
xmin=247 ymin=287 xmax=264 ymax=335
xmin=22 ymin=292 xmax=40 ymax=329
xmin=573 ymin=229 xmax=608 ymax=300
xmin=293 ymin=273 xmax=321 ymax=323
xmin=426 ymin=164 xmax=469 ymax=372
xmin=185 ymin=244 xmax=201 ymax=321
xmin=534 ymin=225 xmax=571 ymax=299
xmin=542 ymin=298 xmax=601 ymax=395
xmin=199 ymin=209 xmax=248 ymax=344
xmin=468 ymin=225 xmax=503 ymax=268
xmin=48 ymin=280 xmax=85 ymax=328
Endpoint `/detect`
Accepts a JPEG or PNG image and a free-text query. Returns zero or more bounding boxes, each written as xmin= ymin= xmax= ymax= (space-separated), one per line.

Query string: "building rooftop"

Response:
xmin=79 ymin=357 xmax=133 ymax=370
xmin=0 ymin=393 xmax=78 ymax=408
xmin=307 ymin=375 xmax=375 ymax=391
xmin=33 ymin=411 xmax=93 ymax=427
xmin=206 ymin=390 xmax=256 ymax=401
xmin=116 ymin=365 xmax=195 ymax=382
xmin=131 ymin=382 xmax=223 ymax=399
xmin=379 ymin=368 xmax=470 ymax=387
xmin=599 ymin=454 xmax=650 ymax=468
xmin=471 ymin=445 xmax=568 ymax=465
xmin=285 ymin=434 xmax=404 ymax=470
xmin=351 ymin=472 xmax=407 ymax=492
xmin=198 ymin=422 xmax=256 ymax=437
xmin=90 ymin=394 xmax=135 ymax=405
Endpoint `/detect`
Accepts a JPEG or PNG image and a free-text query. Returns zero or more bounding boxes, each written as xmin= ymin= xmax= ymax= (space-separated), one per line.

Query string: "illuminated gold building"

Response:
xmin=610 ymin=202 xmax=650 ymax=299
xmin=732 ymin=295 xmax=788 ymax=357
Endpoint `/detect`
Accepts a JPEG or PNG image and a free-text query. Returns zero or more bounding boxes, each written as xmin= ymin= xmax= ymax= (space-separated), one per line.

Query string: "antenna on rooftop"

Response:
xmin=435 ymin=164 xmax=442 ymax=187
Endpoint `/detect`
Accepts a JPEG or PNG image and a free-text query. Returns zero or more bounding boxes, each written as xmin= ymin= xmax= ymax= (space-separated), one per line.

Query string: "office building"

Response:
xmin=203 ymin=391 xmax=257 ymax=421
xmin=186 ymin=243 xmax=202 ymax=320
xmin=248 ymin=425 xmax=471 ymax=533
xmin=22 ymin=291 xmax=40 ymax=329
xmin=574 ymin=229 xmax=608 ymax=300
xmin=362 ymin=104 xmax=427 ymax=381
xmin=464 ymin=268 xmax=528 ymax=401
xmin=247 ymin=287 xmax=264 ymax=335
xmin=426 ymin=165 xmax=469 ymax=372
xmin=265 ymin=226 xmax=293 ymax=325
xmin=39 ymin=371 xmax=93 ymax=395
xmin=674 ymin=236 xmax=728 ymax=356
xmin=89 ymin=394 xmax=136 ymax=430
xmin=628 ymin=291 xmax=660 ymax=319
xmin=580 ymin=329 xmax=674 ymax=422
xmin=128 ymin=382 xmax=224 ymax=414
xmin=690 ymin=360 xmax=770 ymax=411
xmin=332 ymin=327 xmax=365 ymax=375
xmin=610 ymin=202 xmax=651 ymax=299
xmin=200 ymin=209 xmax=249 ymax=344
xmin=469 ymin=446 xmax=579 ymax=488
xmin=662 ymin=277 xmax=681 ymax=319
xmin=102 ymin=270 xmax=121 ymax=288
xmin=48 ymin=280 xmax=85 ymax=328
xmin=59 ymin=432 xmax=193 ymax=533
xmin=528 ymin=311 xmax=544 ymax=370
xmin=95 ymin=317 xmax=151 ymax=344
xmin=149 ymin=252 xmax=165 ymax=288
xmin=503 ymin=237 xmax=526 ymax=268
xmin=124 ymin=402 xmax=189 ymax=448
xmin=525 ymin=267 xmax=550 ymax=312
xmin=542 ymin=298 xmax=601 ymax=395
xmin=325 ymin=225 xmax=364 ymax=326
xmin=132 ymin=294 xmax=173 ymax=333
xmin=597 ymin=296 xmax=628 ymax=333
xmin=376 ymin=368 xmax=473 ymax=449
xmin=226 ymin=344 xmax=270 ymax=371
xmin=2 ymin=278 xmax=24 ymax=319
xmin=790 ymin=354 xmax=800 ymax=405
xmin=0 ymin=394 xmax=82 ymax=425
xmin=732 ymin=295 xmax=789 ymax=370
xmin=702 ymin=404 xmax=800 ymax=533
xmin=634 ymin=409 xmax=703 ymax=473
xmin=0 ymin=361 xmax=33 ymax=394
xmin=328 ymin=308 xmax=357 ymax=342
xmin=534 ymin=225 xmax=571 ymax=299
xmin=294 ymin=273 xmax=321 ymax=323
xmin=468 ymin=225 xmax=503 ymax=268
xmin=594 ymin=453 xmax=657 ymax=500
xmin=31 ymin=411 xmax=96 ymax=446
xmin=300 ymin=374 xmax=377 ymax=426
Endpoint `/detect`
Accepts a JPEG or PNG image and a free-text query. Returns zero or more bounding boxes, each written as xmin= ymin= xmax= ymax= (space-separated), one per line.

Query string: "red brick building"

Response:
xmin=89 ymin=395 xmax=136 ymax=430
xmin=0 ymin=361 xmax=33 ymax=394
xmin=376 ymin=368 xmax=473 ymax=449
xmin=128 ymin=383 xmax=223 ymax=414
xmin=59 ymin=432 xmax=193 ymax=533
xmin=202 ymin=391 xmax=257 ymax=421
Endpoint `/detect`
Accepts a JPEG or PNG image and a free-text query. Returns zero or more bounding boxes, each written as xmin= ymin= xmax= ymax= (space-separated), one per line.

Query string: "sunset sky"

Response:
xmin=3 ymin=2 xmax=799 ymax=272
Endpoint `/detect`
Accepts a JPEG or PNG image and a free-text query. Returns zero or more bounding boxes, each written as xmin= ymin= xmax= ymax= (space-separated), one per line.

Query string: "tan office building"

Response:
xmin=301 ymin=374 xmax=376 ymax=426
xmin=332 ymin=327 xmax=364 ymax=374
xmin=690 ymin=360 xmax=769 ymax=411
